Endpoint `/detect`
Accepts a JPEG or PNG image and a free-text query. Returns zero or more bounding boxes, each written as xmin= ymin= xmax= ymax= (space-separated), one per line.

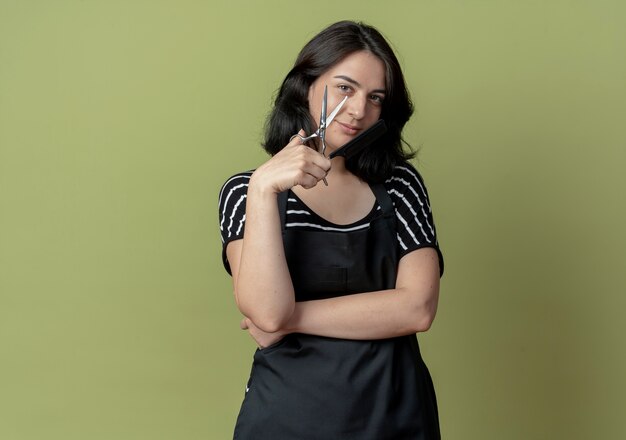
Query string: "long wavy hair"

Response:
xmin=263 ymin=21 xmax=415 ymax=183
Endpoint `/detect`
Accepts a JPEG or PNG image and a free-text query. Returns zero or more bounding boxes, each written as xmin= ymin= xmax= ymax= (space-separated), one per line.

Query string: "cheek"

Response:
xmin=369 ymin=104 xmax=383 ymax=121
xmin=325 ymin=124 xmax=344 ymax=146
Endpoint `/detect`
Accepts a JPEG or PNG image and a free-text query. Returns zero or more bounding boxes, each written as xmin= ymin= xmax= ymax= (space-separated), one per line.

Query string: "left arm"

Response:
xmin=242 ymin=247 xmax=440 ymax=346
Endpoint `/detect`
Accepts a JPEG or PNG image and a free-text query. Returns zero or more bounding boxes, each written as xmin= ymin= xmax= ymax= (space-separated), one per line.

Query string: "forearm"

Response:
xmin=286 ymin=248 xmax=441 ymax=340
xmin=235 ymin=178 xmax=294 ymax=332
xmin=227 ymin=139 xmax=332 ymax=332
xmin=287 ymin=287 xmax=438 ymax=340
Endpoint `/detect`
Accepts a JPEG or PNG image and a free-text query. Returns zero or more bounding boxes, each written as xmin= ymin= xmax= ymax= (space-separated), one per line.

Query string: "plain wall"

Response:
xmin=1 ymin=1 xmax=625 ymax=439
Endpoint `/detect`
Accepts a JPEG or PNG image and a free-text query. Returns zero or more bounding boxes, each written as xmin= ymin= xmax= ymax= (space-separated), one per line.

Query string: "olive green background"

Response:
xmin=1 ymin=1 xmax=624 ymax=439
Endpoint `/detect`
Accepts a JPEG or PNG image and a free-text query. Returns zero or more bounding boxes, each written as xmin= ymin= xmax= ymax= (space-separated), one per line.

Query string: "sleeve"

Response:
xmin=386 ymin=163 xmax=444 ymax=276
xmin=217 ymin=171 xmax=252 ymax=275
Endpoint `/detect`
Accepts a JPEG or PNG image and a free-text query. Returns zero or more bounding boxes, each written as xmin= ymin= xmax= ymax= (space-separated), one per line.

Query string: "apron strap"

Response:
xmin=370 ymin=183 xmax=394 ymax=217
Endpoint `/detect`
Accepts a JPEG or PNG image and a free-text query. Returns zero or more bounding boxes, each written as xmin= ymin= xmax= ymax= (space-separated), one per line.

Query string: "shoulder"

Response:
xmin=218 ymin=171 xmax=253 ymax=237
xmin=218 ymin=171 xmax=253 ymax=207
xmin=384 ymin=162 xmax=432 ymax=209
xmin=384 ymin=162 xmax=443 ymax=274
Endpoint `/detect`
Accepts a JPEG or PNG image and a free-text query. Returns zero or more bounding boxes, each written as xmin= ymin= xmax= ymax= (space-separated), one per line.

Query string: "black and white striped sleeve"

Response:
xmin=217 ymin=171 xmax=252 ymax=274
xmin=386 ymin=163 xmax=444 ymax=275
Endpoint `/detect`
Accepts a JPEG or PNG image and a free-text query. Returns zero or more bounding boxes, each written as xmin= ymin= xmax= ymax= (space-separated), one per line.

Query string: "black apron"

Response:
xmin=234 ymin=184 xmax=440 ymax=440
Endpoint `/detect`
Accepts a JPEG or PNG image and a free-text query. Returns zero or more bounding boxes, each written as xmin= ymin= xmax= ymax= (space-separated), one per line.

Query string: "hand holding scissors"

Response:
xmin=290 ymin=87 xmax=347 ymax=185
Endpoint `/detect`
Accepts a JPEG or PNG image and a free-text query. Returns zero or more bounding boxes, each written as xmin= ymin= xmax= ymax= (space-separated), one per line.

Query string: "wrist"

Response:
xmin=248 ymin=171 xmax=278 ymax=199
xmin=249 ymin=170 xmax=280 ymax=197
xmin=284 ymin=302 xmax=303 ymax=334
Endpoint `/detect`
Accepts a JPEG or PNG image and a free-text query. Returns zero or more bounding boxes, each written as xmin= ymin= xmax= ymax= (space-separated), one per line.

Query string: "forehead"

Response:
xmin=323 ymin=51 xmax=386 ymax=89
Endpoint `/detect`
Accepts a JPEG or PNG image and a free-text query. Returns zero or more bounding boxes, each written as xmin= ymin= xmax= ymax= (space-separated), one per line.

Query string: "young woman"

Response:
xmin=218 ymin=20 xmax=444 ymax=440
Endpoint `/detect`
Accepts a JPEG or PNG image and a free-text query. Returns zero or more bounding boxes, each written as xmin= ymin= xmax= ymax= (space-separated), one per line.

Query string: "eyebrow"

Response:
xmin=333 ymin=75 xmax=386 ymax=95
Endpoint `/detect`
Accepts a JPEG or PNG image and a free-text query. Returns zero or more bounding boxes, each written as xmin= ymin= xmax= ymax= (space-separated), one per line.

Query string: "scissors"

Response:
xmin=291 ymin=86 xmax=348 ymax=185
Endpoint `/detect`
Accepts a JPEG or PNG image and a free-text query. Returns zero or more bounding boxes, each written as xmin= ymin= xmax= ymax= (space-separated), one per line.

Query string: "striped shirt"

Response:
xmin=218 ymin=163 xmax=443 ymax=274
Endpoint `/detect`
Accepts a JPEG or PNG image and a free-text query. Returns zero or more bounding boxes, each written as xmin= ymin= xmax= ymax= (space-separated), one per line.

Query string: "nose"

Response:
xmin=346 ymin=95 xmax=367 ymax=121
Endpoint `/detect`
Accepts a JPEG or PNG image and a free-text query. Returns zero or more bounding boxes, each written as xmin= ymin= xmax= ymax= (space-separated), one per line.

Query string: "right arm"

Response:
xmin=226 ymin=134 xmax=330 ymax=332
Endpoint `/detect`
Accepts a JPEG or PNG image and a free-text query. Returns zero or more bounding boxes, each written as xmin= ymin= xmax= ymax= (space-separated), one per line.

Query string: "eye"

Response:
xmin=370 ymin=94 xmax=385 ymax=105
xmin=337 ymin=84 xmax=353 ymax=94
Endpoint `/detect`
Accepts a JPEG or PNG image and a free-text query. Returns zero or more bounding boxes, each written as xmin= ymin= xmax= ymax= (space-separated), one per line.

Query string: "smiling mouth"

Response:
xmin=336 ymin=121 xmax=362 ymax=134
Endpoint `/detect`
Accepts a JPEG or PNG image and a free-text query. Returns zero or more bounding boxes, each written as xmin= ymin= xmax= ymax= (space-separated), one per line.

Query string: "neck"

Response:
xmin=323 ymin=157 xmax=366 ymax=189
xmin=329 ymin=156 xmax=348 ymax=174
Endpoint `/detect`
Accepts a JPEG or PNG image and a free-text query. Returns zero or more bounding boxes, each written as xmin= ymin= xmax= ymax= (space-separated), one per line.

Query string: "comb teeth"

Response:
xmin=329 ymin=120 xmax=387 ymax=160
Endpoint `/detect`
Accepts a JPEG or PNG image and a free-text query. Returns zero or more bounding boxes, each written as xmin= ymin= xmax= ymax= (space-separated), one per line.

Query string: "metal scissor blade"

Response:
xmin=319 ymin=86 xmax=329 ymax=186
xmin=320 ymin=86 xmax=328 ymax=132
xmin=297 ymin=95 xmax=347 ymax=143
xmin=325 ymin=96 xmax=348 ymax=127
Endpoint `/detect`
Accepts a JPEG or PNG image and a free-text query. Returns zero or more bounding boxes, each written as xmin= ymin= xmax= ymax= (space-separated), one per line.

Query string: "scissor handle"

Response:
xmin=289 ymin=132 xmax=318 ymax=144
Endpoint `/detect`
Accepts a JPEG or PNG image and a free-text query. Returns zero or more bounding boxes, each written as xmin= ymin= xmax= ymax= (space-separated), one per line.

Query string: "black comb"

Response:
xmin=329 ymin=120 xmax=387 ymax=160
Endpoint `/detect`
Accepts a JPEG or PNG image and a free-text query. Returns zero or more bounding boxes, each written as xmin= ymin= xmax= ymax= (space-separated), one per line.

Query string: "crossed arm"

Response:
xmin=229 ymin=237 xmax=440 ymax=347
xmin=226 ymin=136 xmax=440 ymax=348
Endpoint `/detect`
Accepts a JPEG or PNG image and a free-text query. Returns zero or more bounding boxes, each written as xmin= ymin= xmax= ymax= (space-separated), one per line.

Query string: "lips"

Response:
xmin=336 ymin=121 xmax=362 ymax=136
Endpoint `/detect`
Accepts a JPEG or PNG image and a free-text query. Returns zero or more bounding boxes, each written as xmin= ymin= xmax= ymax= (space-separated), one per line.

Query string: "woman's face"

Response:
xmin=308 ymin=50 xmax=386 ymax=153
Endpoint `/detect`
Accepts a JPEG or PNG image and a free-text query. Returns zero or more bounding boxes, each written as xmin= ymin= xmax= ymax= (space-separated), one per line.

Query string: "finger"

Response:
xmin=287 ymin=129 xmax=306 ymax=147
xmin=292 ymin=164 xmax=328 ymax=188
xmin=292 ymin=145 xmax=331 ymax=174
xmin=307 ymin=164 xmax=330 ymax=182
xmin=302 ymin=156 xmax=332 ymax=180
xmin=314 ymin=155 xmax=332 ymax=173
xmin=298 ymin=174 xmax=320 ymax=190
